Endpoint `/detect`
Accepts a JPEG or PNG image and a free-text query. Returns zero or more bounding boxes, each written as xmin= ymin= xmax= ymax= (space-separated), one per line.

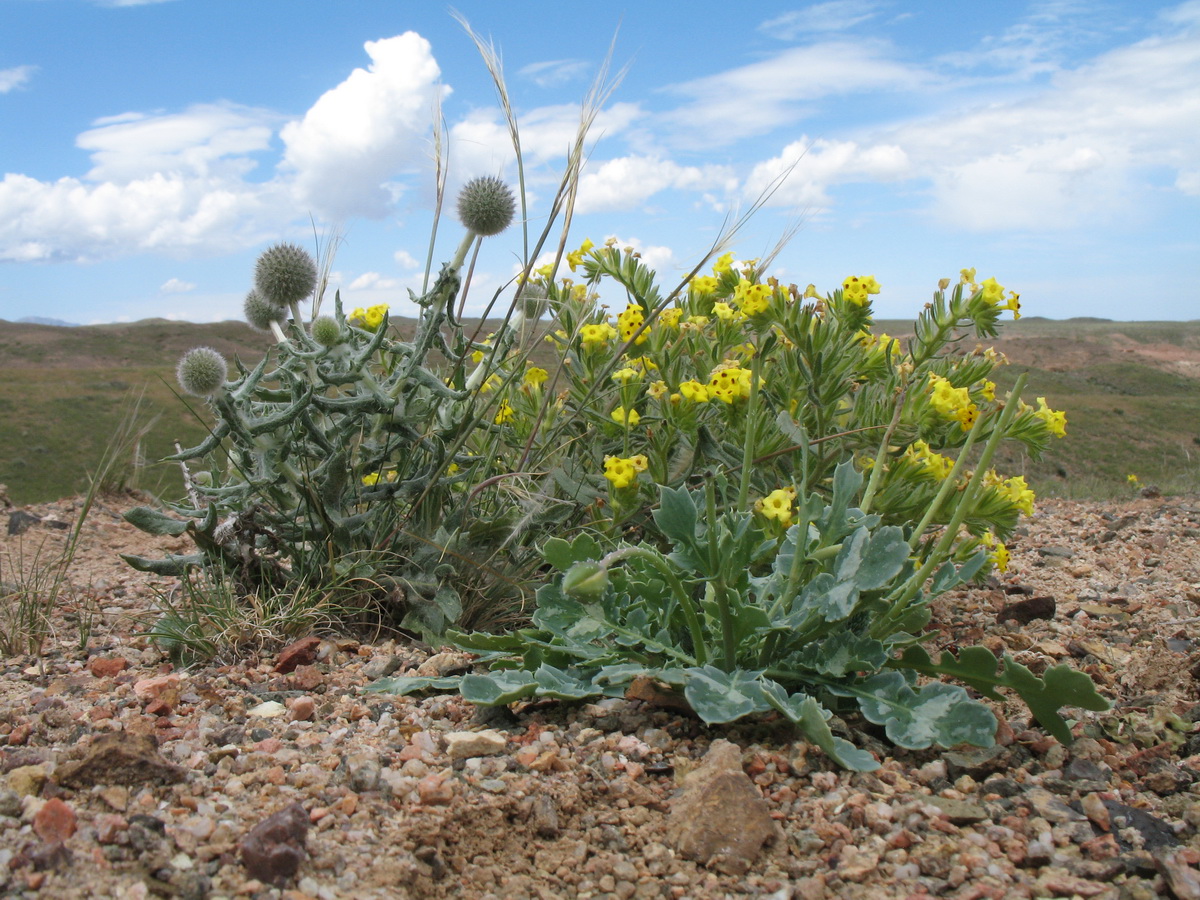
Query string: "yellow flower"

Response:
xmin=861 ymin=276 xmax=881 ymax=294
xmin=928 ymin=374 xmax=972 ymax=419
xmin=707 ymin=365 xmax=753 ymax=403
xmin=977 ymin=380 xmax=996 ymax=402
xmin=678 ymin=380 xmax=710 ymax=402
xmin=361 ymin=472 xmax=381 ymax=486
xmin=999 ymin=475 xmax=1035 ymax=516
xmin=689 ymin=275 xmax=720 ymax=295
xmin=904 ymin=440 xmax=955 ymax=480
xmin=494 ymin=399 xmax=515 ymax=425
xmin=1127 ymin=473 xmax=1140 ymax=485
xmin=980 ymin=277 xmax=1005 ymax=304
xmin=611 ymin=406 xmax=640 ymax=427
xmin=712 ymin=252 xmax=735 ymax=275
xmin=1033 ymin=397 xmax=1067 ymax=437
xmin=755 ymin=487 xmax=797 ymax=528
xmin=960 ymin=268 xmax=977 ymax=286
xmin=603 ymin=456 xmax=638 ymax=490
xmin=629 ymin=454 xmax=649 ymax=472
xmin=647 ymin=380 xmax=668 ymax=399
xmin=617 ymin=305 xmax=648 ymax=345
xmin=712 ymin=301 xmax=737 ymax=322
xmin=842 ymin=276 xmax=871 ymax=306
xmin=524 ymin=366 xmax=548 ymax=387
xmin=802 ymin=284 xmax=820 ymax=300
xmin=580 ymin=322 xmax=618 ymax=350
xmin=658 ymin=307 xmax=683 ymax=329
xmin=1003 ymin=291 xmax=1021 ymax=320
xmin=567 ymin=238 xmax=594 ymax=272
xmin=734 ymin=280 xmax=773 ymax=316
xmin=991 ymin=541 xmax=1010 ymax=572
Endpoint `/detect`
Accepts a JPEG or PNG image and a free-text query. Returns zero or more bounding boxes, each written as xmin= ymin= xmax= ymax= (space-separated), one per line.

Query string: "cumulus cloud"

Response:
xmin=280 ymin=32 xmax=446 ymax=220
xmin=575 ymin=155 xmax=732 ymax=213
xmin=0 ymin=66 xmax=36 ymax=94
xmin=394 ymin=249 xmax=420 ymax=269
xmin=347 ymin=271 xmax=402 ymax=291
xmin=160 ymin=278 xmax=196 ymax=293
xmin=746 ymin=139 xmax=910 ymax=209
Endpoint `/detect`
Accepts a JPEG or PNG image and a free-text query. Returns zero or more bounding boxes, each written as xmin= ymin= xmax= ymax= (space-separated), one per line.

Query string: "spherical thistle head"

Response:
xmin=243 ymin=289 xmax=286 ymax=333
xmin=176 ymin=347 xmax=228 ymax=397
xmin=457 ymin=176 xmax=516 ymax=237
xmin=310 ymin=315 xmax=341 ymax=348
xmin=254 ymin=242 xmax=318 ymax=308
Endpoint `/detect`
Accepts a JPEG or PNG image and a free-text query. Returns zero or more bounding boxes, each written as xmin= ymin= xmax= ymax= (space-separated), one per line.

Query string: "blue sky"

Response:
xmin=1 ymin=0 xmax=1198 ymax=325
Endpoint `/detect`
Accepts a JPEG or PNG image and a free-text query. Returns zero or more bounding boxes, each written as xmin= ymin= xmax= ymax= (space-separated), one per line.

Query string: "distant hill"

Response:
xmin=0 ymin=316 xmax=1196 ymax=504
xmin=15 ymin=316 xmax=79 ymax=327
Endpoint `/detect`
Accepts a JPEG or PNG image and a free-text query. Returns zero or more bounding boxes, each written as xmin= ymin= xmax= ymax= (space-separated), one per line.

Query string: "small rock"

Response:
xmin=248 ymin=701 xmax=287 ymax=719
xmin=289 ymin=664 xmax=324 ymax=691
xmin=239 ymin=802 xmax=309 ymax=887
xmin=997 ymin=595 xmax=1056 ymax=624
xmin=416 ymin=772 xmax=454 ymax=805
xmin=0 ymin=788 xmax=22 ymax=817
xmin=133 ymin=673 xmax=183 ymax=704
xmin=32 ymin=798 xmax=76 ymax=844
xmin=88 ymin=657 xmax=128 ymax=678
xmin=55 ymin=732 xmax=186 ymax=789
xmin=287 ymin=696 xmax=316 ymax=722
xmin=274 ymin=636 xmax=322 ymax=674
xmin=926 ymin=796 xmax=989 ymax=825
xmin=344 ymin=753 xmax=382 ymax=792
xmin=531 ymin=794 xmax=559 ymax=838
xmin=1155 ymin=848 xmax=1200 ymax=900
xmin=6 ymin=765 xmax=48 ymax=798
xmin=445 ymin=730 xmax=507 ymax=760
xmin=666 ymin=739 xmax=777 ymax=875
xmin=362 ymin=655 xmax=404 ymax=680
xmin=1024 ymin=787 xmax=1087 ymax=824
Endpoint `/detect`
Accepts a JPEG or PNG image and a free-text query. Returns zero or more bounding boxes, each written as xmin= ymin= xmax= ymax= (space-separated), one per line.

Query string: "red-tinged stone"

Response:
xmin=994 ymin=717 xmax=1016 ymax=746
xmin=144 ymin=698 xmax=173 ymax=717
xmin=1081 ymin=833 xmax=1120 ymax=861
xmin=287 ymin=696 xmax=315 ymax=723
xmin=33 ymin=797 xmax=77 ymax=844
xmin=274 ymin=637 xmax=322 ymax=674
xmin=416 ymin=772 xmax=454 ymax=805
xmin=253 ymin=738 xmax=283 ymax=754
xmin=95 ymin=814 xmax=128 ymax=845
xmin=88 ymin=706 xmax=115 ymax=722
xmin=1127 ymin=743 xmax=1174 ymax=777
xmin=289 ymin=664 xmax=324 ymax=691
xmin=88 ymin=657 xmax=127 ymax=678
xmin=133 ymin=673 xmax=183 ymax=704
xmin=239 ymin=802 xmax=309 ymax=887
xmin=7 ymin=723 xmax=31 ymax=746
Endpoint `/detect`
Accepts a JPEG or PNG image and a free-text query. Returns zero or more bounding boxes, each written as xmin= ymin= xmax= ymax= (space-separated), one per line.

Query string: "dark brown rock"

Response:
xmin=54 ymin=732 xmax=186 ymax=789
xmin=274 ymin=636 xmax=322 ymax=674
xmin=239 ymin=801 xmax=309 ymax=887
xmin=997 ymin=594 xmax=1056 ymax=624
xmin=32 ymin=797 xmax=76 ymax=844
xmin=666 ymin=739 xmax=777 ymax=875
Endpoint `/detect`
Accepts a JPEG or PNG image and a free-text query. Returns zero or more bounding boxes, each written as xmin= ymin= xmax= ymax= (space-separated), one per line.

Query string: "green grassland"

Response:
xmin=1 ymin=315 xmax=1196 ymax=505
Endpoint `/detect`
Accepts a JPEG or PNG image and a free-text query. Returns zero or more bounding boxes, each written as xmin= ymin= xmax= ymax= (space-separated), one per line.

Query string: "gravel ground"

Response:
xmin=0 ymin=489 xmax=1198 ymax=899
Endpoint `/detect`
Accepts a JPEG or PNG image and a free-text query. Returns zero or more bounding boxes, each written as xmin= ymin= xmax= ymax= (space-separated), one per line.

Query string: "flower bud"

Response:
xmin=254 ymin=242 xmax=318 ymax=308
xmin=561 ymin=561 xmax=609 ymax=600
xmin=310 ymin=315 xmax=341 ymax=348
xmin=176 ymin=347 xmax=228 ymax=396
xmin=243 ymin=289 xmax=285 ymax=332
xmin=457 ymin=176 xmax=516 ymax=237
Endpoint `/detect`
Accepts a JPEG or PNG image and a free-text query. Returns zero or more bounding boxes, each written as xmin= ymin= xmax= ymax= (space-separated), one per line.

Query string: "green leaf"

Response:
xmin=797 ymin=572 xmax=857 ymax=623
xmin=533 ymin=665 xmax=604 ymax=701
xmin=119 ymin=553 xmax=204 ymax=576
xmin=930 ymin=551 xmax=988 ymax=594
xmin=759 ymin=681 xmax=879 ymax=771
xmin=681 ymin=666 xmax=771 ymax=723
xmin=123 ymin=507 xmax=191 ymax=537
xmin=542 ymin=533 xmax=603 ymax=571
xmin=654 ymin=485 xmax=698 ymax=546
xmin=362 ymin=675 xmax=462 ymax=695
xmin=856 ymin=671 xmax=997 ymax=750
xmin=855 ymin=526 xmax=910 ymax=590
xmin=459 ymin=670 xmax=540 ymax=706
xmin=792 ymin=631 xmax=889 ymax=678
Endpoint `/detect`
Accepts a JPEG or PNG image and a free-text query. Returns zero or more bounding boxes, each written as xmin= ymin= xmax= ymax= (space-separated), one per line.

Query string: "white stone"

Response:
xmin=445 ymin=729 xmax=507 ymax=760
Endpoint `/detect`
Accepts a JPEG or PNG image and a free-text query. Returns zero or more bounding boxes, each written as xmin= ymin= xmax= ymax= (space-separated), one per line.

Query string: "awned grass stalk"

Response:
xmin=121 ymin=19 xmax=1107 ymax=770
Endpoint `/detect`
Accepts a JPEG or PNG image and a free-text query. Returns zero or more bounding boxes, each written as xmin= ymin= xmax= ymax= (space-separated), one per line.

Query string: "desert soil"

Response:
xmin=0 ymin=488 xmax=1199 ymax=899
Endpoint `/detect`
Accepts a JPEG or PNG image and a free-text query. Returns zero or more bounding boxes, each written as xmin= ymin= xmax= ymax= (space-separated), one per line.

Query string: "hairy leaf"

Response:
xmin=856 ymin=671 xmax=997 ymax=749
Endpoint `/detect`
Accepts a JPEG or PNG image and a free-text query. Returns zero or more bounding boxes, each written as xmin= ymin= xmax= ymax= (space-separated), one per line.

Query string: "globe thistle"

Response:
xmin=254 ymin=242 xmax=318 ymax=308
xmin=457 ymin=176 xmax=516 ymax=237
xmin=310 ymin=315 xmax=341 ymax=348
xmin=176 ymin=347 xmax=228 ymax=397
xmin=243 ymin=289 xmax=285 ymax=333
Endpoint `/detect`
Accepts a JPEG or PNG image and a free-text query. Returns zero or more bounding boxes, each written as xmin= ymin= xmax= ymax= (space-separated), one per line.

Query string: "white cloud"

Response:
xmin=759 ymin=1 xmax=881 ymax=38
xmin=1177 ymin=170 xmax=1200 ymax=196
xmin=747 ymin=138 xmax=910 ymax=209
xmin=348 ymin=272 xmax=402 ymax=291
xmin=76 ymin=102 xmax=276 ymax=182
xmin=280 ymin=32 xmax=447 ymax=220
xmin=160 ymin=277 xmax=196 ymax=293
xmin=0 ymin=66 xmax=36 ymax=94
xmin=662 ymin=42 xmax=927 ymax=144
xmin=576 ymin=155 xmax=732 ymax=214
xmin=394 ymin=249 xmax=420 ymax=269
xmin=519 ymin=59 xmax=590 ymax=88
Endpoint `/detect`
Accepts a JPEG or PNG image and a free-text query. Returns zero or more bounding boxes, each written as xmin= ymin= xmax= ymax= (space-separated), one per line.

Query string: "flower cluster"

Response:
xmin=348 ymin=303 xmax=390 ymax=331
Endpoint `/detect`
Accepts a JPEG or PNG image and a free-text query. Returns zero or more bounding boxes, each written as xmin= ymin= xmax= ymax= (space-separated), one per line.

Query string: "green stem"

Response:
xmin=859 ymin=385 xmax=907 ymax=515
xmin=601 ymin=546 xmax=708 ymax=667
xmin=736 ymin=349 xmax=766 ymax=514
